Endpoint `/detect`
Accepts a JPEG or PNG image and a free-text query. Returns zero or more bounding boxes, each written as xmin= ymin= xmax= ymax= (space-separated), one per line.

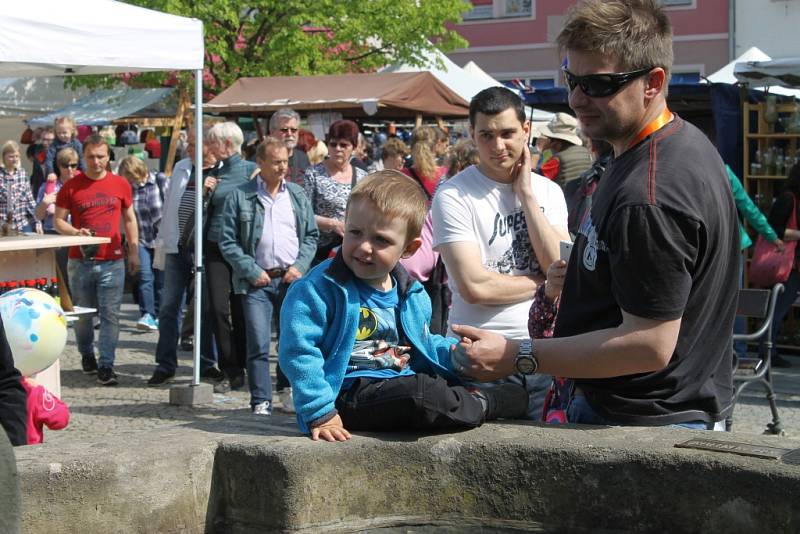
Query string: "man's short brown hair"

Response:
xmin=255 ymin=136 xmax=288 ymax=161
xmin=82 ymin=134 xmax=110 ymax=155
xmin=557 ymin=0 xmax=673 ymax=83
xmin=347 ymin=170 xmax=427 ymax=244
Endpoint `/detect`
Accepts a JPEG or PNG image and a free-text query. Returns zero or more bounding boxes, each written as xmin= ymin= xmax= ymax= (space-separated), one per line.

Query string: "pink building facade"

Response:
xmin=449 ymin=0 xmax=730 ymax=89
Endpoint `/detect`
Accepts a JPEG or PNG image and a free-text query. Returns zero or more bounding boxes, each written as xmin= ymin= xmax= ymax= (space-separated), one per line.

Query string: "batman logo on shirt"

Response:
xmin=356 ymin=307 xmax=378 ymax=340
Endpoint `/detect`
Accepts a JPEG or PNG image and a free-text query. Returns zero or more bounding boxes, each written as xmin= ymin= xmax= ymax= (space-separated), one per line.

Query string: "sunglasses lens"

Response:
xmin=565 ymin=70 xmax=620 ymax=98
xmin=584 ymin=76 xmax=618 ymax=98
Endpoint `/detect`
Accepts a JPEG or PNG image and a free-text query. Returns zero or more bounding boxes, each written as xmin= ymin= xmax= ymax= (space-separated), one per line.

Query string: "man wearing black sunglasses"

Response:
xmin=269 ymin=107 xmax=310 ymax=186
xmin=451 ymin=0 xmax=739 ymax=431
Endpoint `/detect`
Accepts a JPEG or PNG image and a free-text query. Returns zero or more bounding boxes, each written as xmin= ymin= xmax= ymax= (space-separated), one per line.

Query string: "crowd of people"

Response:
xmin=2 ymin=0 xmax=798 ymax=446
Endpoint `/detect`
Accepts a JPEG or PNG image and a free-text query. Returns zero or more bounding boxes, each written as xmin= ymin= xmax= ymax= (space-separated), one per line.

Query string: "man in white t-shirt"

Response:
xmin=431 ymin=87 xmax=570 ymax=418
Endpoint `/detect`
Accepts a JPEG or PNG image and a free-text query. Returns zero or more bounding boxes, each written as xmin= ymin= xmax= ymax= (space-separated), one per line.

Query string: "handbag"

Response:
xmin=749 ymin=194 xmax=797 ymax=288
xmin=422 ymin=255 xmax=451 ymax=336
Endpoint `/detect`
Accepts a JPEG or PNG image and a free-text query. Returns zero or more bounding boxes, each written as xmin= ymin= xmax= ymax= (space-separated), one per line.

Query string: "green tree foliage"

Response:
xmin=70 ymin=0 xmax=469 ymax=95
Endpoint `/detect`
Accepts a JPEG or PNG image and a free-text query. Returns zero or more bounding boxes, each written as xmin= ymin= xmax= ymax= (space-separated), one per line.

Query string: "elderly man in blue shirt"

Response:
xmin=218 ymin=136 xmax=319 ymax=415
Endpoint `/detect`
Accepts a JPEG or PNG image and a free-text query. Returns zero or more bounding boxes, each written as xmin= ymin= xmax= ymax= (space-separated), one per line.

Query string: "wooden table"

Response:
xmin=0 ymin=234 xmax=109 ymax=396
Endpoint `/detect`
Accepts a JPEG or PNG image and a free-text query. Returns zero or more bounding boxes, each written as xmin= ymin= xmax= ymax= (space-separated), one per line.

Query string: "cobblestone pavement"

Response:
xmin=42 ymin=299 xmax=800 ymax=446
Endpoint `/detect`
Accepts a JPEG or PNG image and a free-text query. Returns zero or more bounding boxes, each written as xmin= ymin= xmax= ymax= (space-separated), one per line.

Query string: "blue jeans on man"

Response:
xmin=566 ymin=393 xmax=723 ymax=430
xmin=154 ymin=253 xmax=216 ymax=375
xmin=242 ymin=278 xmax=285 ymax=408
xmin=68 ymin=258 xmax=125 ymax=369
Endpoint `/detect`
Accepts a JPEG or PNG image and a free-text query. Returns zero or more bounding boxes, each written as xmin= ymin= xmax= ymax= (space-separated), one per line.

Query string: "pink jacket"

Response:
xmin=22 ymin=378 xmax=70 ymax=445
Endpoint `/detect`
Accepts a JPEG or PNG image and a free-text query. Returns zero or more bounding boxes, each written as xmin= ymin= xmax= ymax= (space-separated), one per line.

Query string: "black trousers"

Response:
xmin=335 ymin=374 xmax=484 ymax=431
xmin=204 ymin=241 xmax=246 ymax=378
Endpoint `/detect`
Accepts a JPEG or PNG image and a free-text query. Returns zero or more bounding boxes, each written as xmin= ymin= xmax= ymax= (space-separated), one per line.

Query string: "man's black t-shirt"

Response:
xmin=288 ymin=149 xmax=310 ymax=186
xmin=553 ymin=116 xmax=739 ymax=425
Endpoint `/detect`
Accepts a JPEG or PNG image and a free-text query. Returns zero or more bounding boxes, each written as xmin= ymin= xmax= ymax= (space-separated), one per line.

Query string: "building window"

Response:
xmin=462 ymin=0 xmax=533 ymax=21
xmin=497 ymin=0 xmax=532 ymax=18
xmin=660 ymin=0 xmax=694 ymax=7
xmin=463 ymin=3 xmax=493 ymax=20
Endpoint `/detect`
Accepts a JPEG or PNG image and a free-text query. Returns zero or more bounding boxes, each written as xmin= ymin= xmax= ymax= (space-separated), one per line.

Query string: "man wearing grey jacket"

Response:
xmin=218 ymin=137 xmax=319 ymax=415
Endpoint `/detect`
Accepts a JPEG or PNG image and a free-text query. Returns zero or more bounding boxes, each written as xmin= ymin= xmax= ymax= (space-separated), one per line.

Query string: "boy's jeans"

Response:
xmin=68 ymin=258 xmax=125 ymax=369
xmin=242 ymin=279 xmax=285 ymax=407
xmin=137 ymin=244 xmax=164 ymax=318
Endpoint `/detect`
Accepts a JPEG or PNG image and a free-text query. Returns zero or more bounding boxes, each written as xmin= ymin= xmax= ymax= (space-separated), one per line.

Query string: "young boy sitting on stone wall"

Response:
xmin=279 ymin=170 xmax=527 ymax=441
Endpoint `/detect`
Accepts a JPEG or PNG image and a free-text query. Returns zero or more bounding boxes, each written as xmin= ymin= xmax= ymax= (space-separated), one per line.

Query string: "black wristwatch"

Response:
xmin=515 ymin=339 xmax=538 ymax=375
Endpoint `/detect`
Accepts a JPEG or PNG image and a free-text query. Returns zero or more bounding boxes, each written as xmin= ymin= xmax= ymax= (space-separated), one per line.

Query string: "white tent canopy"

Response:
xmin=0 ymin=77 xmax=88 ymax=118
xmin=1 ymin=0 xmax=207 ymax=388
xmin=0 ymin=0 xmax=203 ymax=76
xmin=736 ymin=57 xmax=800 ymax=92
xmin=382 ymin=49 xmax=555 ymax=123
xmin=707 ymin=46 xmax=800 ymax=98
xmin=382 ymin=48 xmax=502 ymax=102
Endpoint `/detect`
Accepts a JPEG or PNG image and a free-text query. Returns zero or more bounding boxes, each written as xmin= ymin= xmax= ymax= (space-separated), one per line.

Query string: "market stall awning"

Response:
xmin=205 ymin=72 xmax=469 ymax=118
xmin=735 ymin=57 xmax=800 ymax=91
xmin=27 ymin=87 xmax=175 ymax=127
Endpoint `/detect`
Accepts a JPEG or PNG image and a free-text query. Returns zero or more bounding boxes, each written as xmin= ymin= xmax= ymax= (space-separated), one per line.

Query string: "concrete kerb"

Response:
xmin=14 ymin=417 xmax=800 ymax=534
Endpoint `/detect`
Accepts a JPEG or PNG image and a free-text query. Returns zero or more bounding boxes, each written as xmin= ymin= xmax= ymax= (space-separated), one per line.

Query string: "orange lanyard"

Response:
xmin=628 ymin=107 xmax=673 ymax=149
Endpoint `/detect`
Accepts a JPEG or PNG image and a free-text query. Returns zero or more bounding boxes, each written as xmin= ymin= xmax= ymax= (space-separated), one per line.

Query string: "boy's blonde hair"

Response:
xmin=347 ymin=170 xmax=427 ymax=243
xmin=118 ymin=155 xmax=149 ymax=185
xmin=54 ymin=116 xmax=77 ymax=136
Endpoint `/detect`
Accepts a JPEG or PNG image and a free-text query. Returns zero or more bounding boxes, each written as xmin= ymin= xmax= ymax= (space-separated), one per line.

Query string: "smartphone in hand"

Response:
xmin=559 ymin=240 xmax=573 ymax=261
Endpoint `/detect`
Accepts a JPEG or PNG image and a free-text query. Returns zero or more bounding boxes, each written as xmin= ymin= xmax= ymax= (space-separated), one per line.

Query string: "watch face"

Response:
xmin=516 ymin=355 xmax=536 ymax=375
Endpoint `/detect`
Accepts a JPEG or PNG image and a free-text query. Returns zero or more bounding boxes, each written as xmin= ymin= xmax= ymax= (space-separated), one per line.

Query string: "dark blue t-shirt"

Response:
xmin=342 ymin=278 xmax=414 ymax=390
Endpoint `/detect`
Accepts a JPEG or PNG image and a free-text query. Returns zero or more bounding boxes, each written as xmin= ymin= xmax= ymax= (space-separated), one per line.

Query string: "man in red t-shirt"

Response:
xmin=54 ymin=135 xmax=139 ymax=386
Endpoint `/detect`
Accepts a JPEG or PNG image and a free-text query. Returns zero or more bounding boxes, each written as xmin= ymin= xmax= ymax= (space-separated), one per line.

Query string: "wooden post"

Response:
xmin=253 ymin=114 xmax=264 ymax=141
xmin=436 ymin=116 xmax=447 ymax=133
xmin=164 ymin=91 xmax=189 ymax=175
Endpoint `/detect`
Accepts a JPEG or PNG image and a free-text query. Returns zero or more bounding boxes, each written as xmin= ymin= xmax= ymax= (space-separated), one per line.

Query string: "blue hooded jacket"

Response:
xmin=278 ymin=252 xmax=459 ymax=434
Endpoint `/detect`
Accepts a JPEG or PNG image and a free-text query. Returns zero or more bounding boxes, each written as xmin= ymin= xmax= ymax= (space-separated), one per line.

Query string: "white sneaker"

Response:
xmin=252 ymin=401 xmax=272 ymax=416
xmin=277 ymin=388 xmax=296 ymax=414
xmin=136 ymin=313 xmax=159 ymax=331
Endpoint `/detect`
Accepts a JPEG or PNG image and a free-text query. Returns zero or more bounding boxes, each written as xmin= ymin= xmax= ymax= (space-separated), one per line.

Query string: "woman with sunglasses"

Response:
xmin=303 ymin=120 xmax=367 ymax=264
xmin=35 ymin=147 xmax=79 ymax=231
xmin=34 ymin=147 xmax=79 ymax=295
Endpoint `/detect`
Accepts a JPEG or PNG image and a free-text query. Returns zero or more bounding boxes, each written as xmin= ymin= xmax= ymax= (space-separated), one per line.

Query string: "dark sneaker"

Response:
xmin=179 ymin=338 xmax=193 ymax=352
xmin=81 ymin=355 xmax=98 ymax=375
xmin=229 ymin=372 xmax=246 ymax=391
xmin=213 ymin=378 xmax=231 ymax=394
xmin=201 ymin=367 xmax=225 ymax=383
xmin=481 ymin=383 xmax=528 ymax=421
xmin=97 ymin=367 xmax=118 ymax=386
xmin=147 ymin=370 xmax=175 ymax=387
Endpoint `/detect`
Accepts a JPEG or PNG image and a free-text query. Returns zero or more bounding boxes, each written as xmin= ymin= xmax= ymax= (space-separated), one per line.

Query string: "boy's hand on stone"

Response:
xmin=311 ymin=414 xmax=351 ymax=442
